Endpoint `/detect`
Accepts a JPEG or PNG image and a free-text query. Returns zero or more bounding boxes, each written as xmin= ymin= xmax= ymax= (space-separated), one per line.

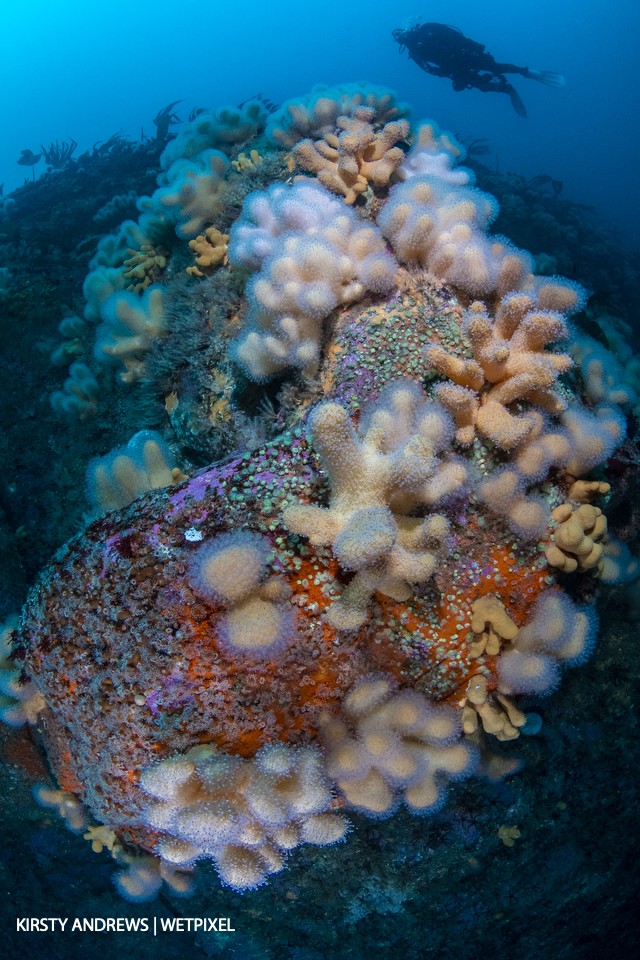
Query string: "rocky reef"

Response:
xmin=2 ymin=82 xmax=640 ymax=959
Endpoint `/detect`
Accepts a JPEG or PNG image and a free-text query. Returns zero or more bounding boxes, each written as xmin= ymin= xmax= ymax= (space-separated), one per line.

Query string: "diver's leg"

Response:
xmin=478 ymin=75 xmax=528 ymax=117
xmin=494 ymin=61 xmax=566 ymax=87
xmin=523 ymin=68 xmax=566 ymax=87
xmin=492 ymin=61 xmax=530 ymax=77
xmin=506 ymin=85 xmax=528 ymax=117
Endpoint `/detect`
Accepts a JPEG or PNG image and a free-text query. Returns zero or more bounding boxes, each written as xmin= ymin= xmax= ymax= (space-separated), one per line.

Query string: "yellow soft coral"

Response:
xmin=546 ymin=503 xmax=608 ymax=574
xmin=84 ymin=825 xmax=118 ymax=854
xmin=462 ymin=674 xmax=526 ymax=742
xmin=468 ymin=595 xmax=518 ymax=657
xmin=123 ymin=242 xmax=168 ymax=292
xmin=566 ymin=479 xmax=611 ymax=503
xmin=231 ymin=149 xmax=263 ymax=174
xmin=186 ymin=227 xmax=229 ymax=277
xmin=461 ymin=598 xmax=525 ymax=742
xmin=427 ymin=294 xmax=573 ymax=450
xmin=294 ymin=108 xmax=409 ymax=204
xmin=497 ymin=825 xmax=521 ymax=847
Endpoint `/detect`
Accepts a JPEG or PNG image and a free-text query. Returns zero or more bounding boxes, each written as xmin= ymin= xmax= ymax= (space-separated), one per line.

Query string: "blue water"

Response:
xmin=1 ymin=0 xmax=639 ymax=247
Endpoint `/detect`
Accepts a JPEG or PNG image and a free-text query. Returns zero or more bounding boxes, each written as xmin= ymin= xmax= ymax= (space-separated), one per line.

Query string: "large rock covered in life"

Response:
xmin=15 ymin=276 xmax=579 ymax=870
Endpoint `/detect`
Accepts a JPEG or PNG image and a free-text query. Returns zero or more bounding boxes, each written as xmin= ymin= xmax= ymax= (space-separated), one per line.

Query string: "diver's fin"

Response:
xmin=508 ymin=88 xmax=528 ymax=118
xmin=526 ymin=69 xmax=566 ymax=88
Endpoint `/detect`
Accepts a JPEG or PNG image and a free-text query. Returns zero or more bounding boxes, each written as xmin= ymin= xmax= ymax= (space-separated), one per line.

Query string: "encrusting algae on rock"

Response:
xmin=3 ymin=81 xmax=640 ymax=898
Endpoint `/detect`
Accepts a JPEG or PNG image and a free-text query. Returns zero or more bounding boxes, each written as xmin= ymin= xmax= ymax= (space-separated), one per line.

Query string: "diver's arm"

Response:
xmin=423 ymin=61 xmax=452 ymax=79
xmin=407 ymin=53 xmax=450 ymax=78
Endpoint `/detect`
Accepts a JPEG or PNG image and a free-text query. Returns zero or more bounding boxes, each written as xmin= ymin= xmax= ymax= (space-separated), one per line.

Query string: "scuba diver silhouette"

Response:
xmin=392 ymin=22 xmax=565 ymax=118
